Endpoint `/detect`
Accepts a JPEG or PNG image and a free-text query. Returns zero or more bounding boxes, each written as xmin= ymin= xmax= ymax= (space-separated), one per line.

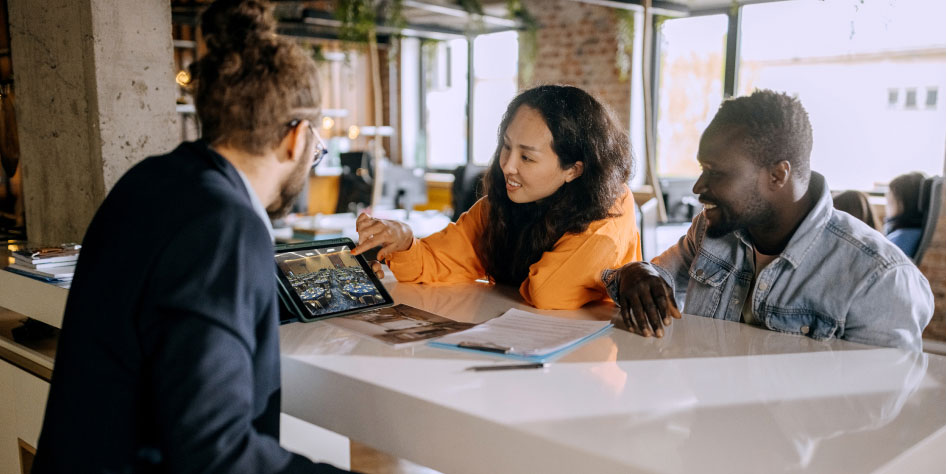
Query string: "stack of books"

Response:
xmin=5 ymin=243 xmax=81 ymax=282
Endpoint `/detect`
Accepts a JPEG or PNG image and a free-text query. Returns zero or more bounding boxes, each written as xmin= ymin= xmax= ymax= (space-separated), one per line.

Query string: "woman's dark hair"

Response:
xmin=833 ymin=190 xmax=877 ymax=229
xmin=189 ymin=0 xmax=321 ymax=154
xmin=886 ymin=172 xmax=926 ymax=231
xmin=479 ymin=85 xmax=634 ymax=286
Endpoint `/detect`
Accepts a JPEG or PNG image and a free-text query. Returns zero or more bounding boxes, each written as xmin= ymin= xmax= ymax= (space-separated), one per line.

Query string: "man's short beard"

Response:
xmin=706 ymin=199 xmax=775 ymax=239
xmin=267 ymin=136 xmax=312 ymax=219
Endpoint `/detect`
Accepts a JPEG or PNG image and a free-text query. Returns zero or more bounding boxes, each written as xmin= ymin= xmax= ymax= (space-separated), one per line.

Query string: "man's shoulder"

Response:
xmin=118 ymin=142 xmax=237 ymax=195
xmin=107 ymin=142 xmax=252 ymax=220
xmin=86 ymin=142 xmax=267 ymax=260
xmin=822 ymin=209 xmax=912 ymax=271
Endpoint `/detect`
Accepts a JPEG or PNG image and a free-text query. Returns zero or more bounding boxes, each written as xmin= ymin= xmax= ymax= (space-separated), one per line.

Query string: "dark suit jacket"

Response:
xmin=33 ymin=141 xmax=347 ymax=473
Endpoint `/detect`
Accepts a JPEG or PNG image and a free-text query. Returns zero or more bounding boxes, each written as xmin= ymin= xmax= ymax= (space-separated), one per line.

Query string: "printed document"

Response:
xmin=433 ymin=308 xmax=612 ymax=357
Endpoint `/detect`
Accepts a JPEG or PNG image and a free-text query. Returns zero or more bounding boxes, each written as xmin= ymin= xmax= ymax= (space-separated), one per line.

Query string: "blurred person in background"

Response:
xmin=832 ymin=190 xmax=878 ymax=230
xmin=884 ymin=172 xmax=926 ymax=257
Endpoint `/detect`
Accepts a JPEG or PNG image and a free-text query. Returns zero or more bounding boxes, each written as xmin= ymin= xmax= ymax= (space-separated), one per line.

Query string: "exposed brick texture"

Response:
xmin=521 ymin=0 xmax=631 ymax=131
xmin=920 ymin=198 xmax=946 ymax=341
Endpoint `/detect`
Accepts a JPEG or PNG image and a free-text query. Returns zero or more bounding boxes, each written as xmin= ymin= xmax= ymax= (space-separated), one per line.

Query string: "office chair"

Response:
xmin=912 ymin=175 xmax=944 ymax=265
xmin=335 ymin=151 xmax=374 ymax=213
xmin=451 ymin=164 xmax=487 ymax=221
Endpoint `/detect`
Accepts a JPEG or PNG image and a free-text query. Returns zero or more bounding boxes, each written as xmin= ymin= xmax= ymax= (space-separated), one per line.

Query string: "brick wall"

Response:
xmin=920 ymin=198 xmax=946 ymax=341
xmin=521 ymin=0 xmax=631 ymax=131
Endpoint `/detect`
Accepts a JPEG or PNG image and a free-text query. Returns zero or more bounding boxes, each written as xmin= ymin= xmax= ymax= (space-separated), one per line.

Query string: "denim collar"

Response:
xmin=734 ymin=172 xmax=833 ymax=269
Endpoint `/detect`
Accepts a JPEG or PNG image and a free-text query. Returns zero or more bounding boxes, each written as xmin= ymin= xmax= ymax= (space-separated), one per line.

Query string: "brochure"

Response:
xmin=4 ymin=264 xmax=74 ymax=282
xmin=12 ymin=243 xmax=81 ymax=266
xmin=430 ymin=308 xmax=613 ymax=362
xmin=326 ymin=304 xmax=475 ymax=348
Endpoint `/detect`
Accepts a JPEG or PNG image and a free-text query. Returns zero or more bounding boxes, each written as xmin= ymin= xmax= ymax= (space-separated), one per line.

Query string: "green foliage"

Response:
xmin=302 ymin=42 xmax=328 ymax=63
xmin=334 ymin=0 xmax=538 ymax=83
xmin=334 ymin=0 xmax=406 ymax=44
xmin=381 ymin=0 xmax=407 ymax=31
xmin=615 ymin=10 xmax=636 ymax=82
xmin=505 ymin=0 xmax=536 ymax=30
xmin=506 ymin=0 xmax=538 ymax=85
xmin=457 ymin=0 xmax=488 ymax=35
xmin=456 ymin=0 xmax=484 ymax=16
xmin=653 ymin=14 xmax=668 ymax=31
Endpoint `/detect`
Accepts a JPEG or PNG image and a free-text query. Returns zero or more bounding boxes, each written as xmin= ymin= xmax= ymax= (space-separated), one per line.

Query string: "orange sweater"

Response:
xmin=386 ymin=187 xmax=642 ymax=310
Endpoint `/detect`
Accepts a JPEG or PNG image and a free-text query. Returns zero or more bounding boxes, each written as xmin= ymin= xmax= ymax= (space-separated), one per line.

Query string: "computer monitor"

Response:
xmin=376 ymin=162 xmax=428 ymax=211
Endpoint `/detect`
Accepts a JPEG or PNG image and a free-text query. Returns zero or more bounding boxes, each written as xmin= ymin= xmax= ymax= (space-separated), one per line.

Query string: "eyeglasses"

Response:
xmin=288 ymin=119 xmax=328 ymax=170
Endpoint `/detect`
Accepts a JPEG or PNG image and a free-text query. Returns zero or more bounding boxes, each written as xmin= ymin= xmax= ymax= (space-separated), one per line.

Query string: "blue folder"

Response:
xmin=428 ymin=323 xmax=613 ymax=362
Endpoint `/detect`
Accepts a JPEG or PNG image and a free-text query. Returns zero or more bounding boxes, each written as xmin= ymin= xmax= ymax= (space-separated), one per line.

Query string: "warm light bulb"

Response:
xmin=347 ymin=125 xmax=360 ymax=140
xmin=175 ymin=70 xmax=191 ymax=87
xmin=322 ymin=116 xmax=335 ymax=130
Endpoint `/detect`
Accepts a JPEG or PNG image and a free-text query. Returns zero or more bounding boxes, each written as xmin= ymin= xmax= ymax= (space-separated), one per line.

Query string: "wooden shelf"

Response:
xmin=0 ymin=271 xmax=68 ymax=329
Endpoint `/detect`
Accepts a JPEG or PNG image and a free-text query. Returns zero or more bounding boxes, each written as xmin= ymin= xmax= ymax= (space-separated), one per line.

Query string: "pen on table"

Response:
xmin=457 ymin=341 xmax=511 ymax=354
xmin=466 ymin=363 xmax=548 ymax=372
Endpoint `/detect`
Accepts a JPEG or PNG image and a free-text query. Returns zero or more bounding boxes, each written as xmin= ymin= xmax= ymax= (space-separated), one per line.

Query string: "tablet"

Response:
xmin=275 ymin=238 xmax=394 ymax=323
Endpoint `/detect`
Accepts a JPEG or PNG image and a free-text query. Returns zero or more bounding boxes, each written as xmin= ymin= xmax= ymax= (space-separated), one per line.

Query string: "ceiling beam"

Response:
xmin=402 ymin=0 xmax=519 ymax=28
xmin=570 ymin=0 xmax=689 ymax=17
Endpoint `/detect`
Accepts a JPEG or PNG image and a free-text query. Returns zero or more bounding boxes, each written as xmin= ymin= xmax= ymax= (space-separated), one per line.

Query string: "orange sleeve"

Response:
xmin=519 ymin=189 xmax=643 ymax=310
xmin=385 ymin=198 xmax=488 ymax=284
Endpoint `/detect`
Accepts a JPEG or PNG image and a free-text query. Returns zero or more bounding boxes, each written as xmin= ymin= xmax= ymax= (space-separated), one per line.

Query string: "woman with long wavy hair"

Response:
xmin=352 ymin=85 xmax=642 ymax=309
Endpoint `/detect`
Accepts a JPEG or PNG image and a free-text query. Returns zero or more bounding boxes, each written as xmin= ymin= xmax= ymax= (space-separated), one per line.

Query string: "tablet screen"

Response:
xmin=275 ymin=239 xmax=393 ymax=321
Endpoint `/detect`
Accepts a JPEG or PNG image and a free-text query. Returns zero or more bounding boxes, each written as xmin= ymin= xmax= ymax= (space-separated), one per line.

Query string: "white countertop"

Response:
xmin=280 ymin=277 xmax=946 ymax=474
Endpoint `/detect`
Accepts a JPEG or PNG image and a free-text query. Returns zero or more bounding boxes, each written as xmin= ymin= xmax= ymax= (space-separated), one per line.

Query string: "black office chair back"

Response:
xmin=913 ymin=175 xmax=944 ymax=265
xmin=451 ymin=164 xmax=487 ymax=221
xmin=336 ymin=151 xmax=374 ymax=213
xmin=340 ymin=152 xmax=374 ymax=179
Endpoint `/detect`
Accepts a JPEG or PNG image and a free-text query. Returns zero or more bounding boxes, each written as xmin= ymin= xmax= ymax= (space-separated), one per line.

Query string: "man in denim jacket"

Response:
xmin=603 ymin=90 xmax=933 ymax=351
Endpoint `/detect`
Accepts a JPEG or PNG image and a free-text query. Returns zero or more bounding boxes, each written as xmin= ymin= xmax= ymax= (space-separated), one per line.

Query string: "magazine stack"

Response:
xmin=5 ymin=243 xmax=81 ymax=282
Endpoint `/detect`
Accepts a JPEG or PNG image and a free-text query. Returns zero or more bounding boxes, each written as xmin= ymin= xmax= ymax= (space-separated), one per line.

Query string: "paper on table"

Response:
xmin=432 ymin=308 xmax=612 ymax=358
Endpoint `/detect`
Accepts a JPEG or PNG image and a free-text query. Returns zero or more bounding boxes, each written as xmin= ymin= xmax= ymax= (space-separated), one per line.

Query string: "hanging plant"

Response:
xmin=334 ymin=0 xmax=406 ymax=44
xmin=333 ymin=0 xmax=407 ymax=204
xmin=615 ymin=10 xmax=635 ymax=82
xmin=300 ymin=42 xmax=328 ymax=63
xmin=456 ymin=0 xmax=488 ymax=34
xmin=506 ymin=0 xmax=538 ymax=85
xmin=456 ymin=0 xmax=484 ymax=16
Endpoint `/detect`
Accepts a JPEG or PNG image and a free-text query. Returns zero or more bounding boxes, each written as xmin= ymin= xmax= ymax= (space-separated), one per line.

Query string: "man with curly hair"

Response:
xmin=33 ymin=1 xmax=350 ymax=472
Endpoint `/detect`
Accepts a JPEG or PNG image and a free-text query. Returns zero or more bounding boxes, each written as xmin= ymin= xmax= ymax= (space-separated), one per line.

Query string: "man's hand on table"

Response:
xmin=608 ymin=262 xmax=681 ymax=338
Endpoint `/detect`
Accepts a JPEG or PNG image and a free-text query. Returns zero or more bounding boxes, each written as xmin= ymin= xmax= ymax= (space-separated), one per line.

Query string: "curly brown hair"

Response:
xmin=189 ymin=0 xmax=321 ymax=154
xmin=480 ymin=85 xmax=634 ymax=286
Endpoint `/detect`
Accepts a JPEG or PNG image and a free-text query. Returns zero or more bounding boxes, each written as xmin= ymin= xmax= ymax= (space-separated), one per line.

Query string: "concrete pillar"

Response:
xmin=8 ymin=0 xmax=178 ymax=243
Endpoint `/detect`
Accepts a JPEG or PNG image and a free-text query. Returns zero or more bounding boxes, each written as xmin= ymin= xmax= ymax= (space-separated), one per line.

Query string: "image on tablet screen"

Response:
xmin=276 ymin=246 xmax=385 ymax=317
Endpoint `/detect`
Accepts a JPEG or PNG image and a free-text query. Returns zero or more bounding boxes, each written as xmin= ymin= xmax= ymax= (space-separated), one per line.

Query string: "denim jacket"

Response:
xmin=646 ymin=173 xmax=933 ymax=351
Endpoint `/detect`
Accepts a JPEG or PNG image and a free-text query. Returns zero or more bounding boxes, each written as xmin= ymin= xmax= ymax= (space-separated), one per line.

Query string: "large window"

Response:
xmin=423 ymin=38 xmax=469 ymax=169
xmin=472 ymin=31 xmax=518 ymax=166
xmin=655 ymin=14 xmax=728 ymax=178
xmin=739 ymin=0 xmax=946 ymax=190
xmin=401 ymin=32 xmax=517 ymax=171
